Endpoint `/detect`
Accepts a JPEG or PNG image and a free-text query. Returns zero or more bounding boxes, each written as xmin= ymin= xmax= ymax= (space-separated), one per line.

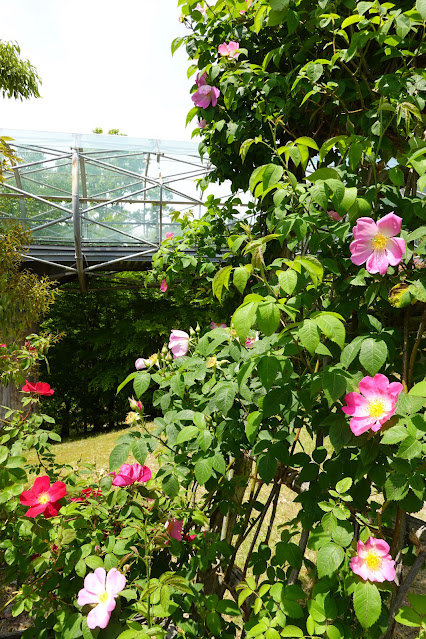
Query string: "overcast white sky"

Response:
xmin=0 ymin=0 xmax=195 ymax=141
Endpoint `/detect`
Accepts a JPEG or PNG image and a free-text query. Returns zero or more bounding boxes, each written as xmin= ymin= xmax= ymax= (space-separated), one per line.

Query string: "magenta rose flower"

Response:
xmin=165 ymin=519 xmax=183 ymax=541
xmin=165 ymin=232 xmax=174 ymax=239
xmin=350 ymin=537 xmax=396 ymax=582
xmin=327 ymin=210 xmax=342 ymax=221
xmin=111 ymin=463 xmax=152 ymax=486
xmin=192 ymin=72 xmax=220 ymax=108
xmin=342 ymin=374 xmax=403 ymax=436
xmin=20 ymin=475 xmax=66 ymax=518
xmin=245 ymin=332 xmax=259 ymax=348
xmin=349 ymin=213 xmax=405 ymax=275
xmin=78 ymin=567 xmax=126 ymax=629
xmin=218 ymin=41 xmax=240 ymax=59
xmin=160 ymin=278 xmax=168 ymax=293
xmin=168 ymin=330 xmax=190 ymax=358
xmin=198 ymin=118 xmax=207 ymax=129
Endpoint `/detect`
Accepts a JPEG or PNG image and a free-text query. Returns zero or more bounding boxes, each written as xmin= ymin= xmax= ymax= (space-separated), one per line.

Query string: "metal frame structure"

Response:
xmin=0 ymin=129 xmax=211 ymax=291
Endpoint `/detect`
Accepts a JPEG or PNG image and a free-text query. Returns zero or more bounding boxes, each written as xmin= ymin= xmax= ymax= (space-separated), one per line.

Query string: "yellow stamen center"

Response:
xmin=368 ymin=399 xmax=385 ymax=419
xmin=365 ymin=551 xmax=382 ymax=571
xmin=38 ymin=492 xmax=50 ymax=505
xmin=98 ymin=591 xmax=109 ymax=603
xmin=371 ymin=232 xmax=388 ymax=251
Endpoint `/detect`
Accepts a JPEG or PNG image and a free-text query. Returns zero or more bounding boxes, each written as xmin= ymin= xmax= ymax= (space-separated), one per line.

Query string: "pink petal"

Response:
xmin=353 ymin=218 xmax=378 ymax=240
xmin=366 ymin=250 xmax=390 ymax=275
xmin=387 ymin=382 xmax=403 ymax=399
xmin=20 ymin=488 xmax=38 ymax=506
xmin=47 ymin=481 xmax=67 ymax=502
xmin=25 ymin=503 xmax=48 ymax=517
xmin=349 ymin=239 xmax=373 ymax=266
xmin=376 ymin=213 xmax=402 ymax=237
xmin=170 ymin=330 xmax=189 ymax=340
xmin=218 ymin=43 xmax=229 ymax=56
xmin=385 ymin=237 xmax=405 ymax=265
xmin=370 ymin=538 xmax=391 ymax=555
xmin=43 ymin=501 xmax=62 ymax=518
xmin=196 ymin=72 xmax=207 ymax=87
xmin=342 ymin=392 xmax=369 ymax=417
xmin=358 ymin=375 xmax=390 ymax=398
xmin=32 ymin=476 xmax=51 ymax=496
xmin=380 ymin=558 xmax=396 ymax=581
xmin=350 ymin=416 xmax=374 ymax=436
xmin=78 ymin=588 xmax=99 ymax=606
xmin=106 ymin=568 xmax=127 ymax=596
xmin=211 ymin=87 xmax=220 ymax=107
xmin=87 ymin=603 xmax=112 ymax=630
xmin=84 ymin=568 xmax=106 ymax=596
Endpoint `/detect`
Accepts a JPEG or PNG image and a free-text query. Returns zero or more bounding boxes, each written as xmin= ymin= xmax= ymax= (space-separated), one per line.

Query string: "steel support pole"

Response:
xmin=72 ymin=149 xmax=87 ymax=292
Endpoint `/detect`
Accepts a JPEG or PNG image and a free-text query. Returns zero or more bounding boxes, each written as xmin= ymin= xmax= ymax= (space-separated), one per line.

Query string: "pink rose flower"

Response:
xmin=168 ymin=330 xmax=190 ymax=358
xmin=129 ymin=398 xmax=143 ymax=411
xmin=0 ymin=344 xmax=6 ymax=348
xmin=160 ymin=278 xmax=168 ymax=293
xmin=198 ymin=118 xmax=207 ymax=129
xmin=77 ymin=567 xmax=126 ymax=629
xmin=196 ymin=72 xmax=207 ymax=87
xmin=350 ymin=213 xmax=405 ymax=275
xmin=342 ymin=374 xmax=403 ymax=436
xmin=165 ymin=232 xmax=174 ymax=239
xmin=22 ymin=381 xmax=54 ymax=396
xmin=111 ymin=463 xmax=152 ymax=486
xmin=20 ymin=475 xmax=66 ymax=518
xmin=245 ymin=332 xmax=259 ymax=348
xmin=211 ymin=322 xmax=227 ymax=329
xmin=218 ymin=41 xmax=240 ymax=59
xmin=192 ymin=84 xmax=220 ymax=109
xmin=135 ymin=358 xmax=148 ymax=370
xmin=165 ymin=519 xmax=183 ymax=541
xmin=327 ymin=210 xmax=343 ymax=222
xmin=350 ymin=537 xmax=396 ymax=582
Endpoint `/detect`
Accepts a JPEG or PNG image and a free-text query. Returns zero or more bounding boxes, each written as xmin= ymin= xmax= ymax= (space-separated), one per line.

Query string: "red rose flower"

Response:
xmin=20 ymin=475 xmax=66 ymax=518
xmin=22 ymin=381 xmax=54 ymax=396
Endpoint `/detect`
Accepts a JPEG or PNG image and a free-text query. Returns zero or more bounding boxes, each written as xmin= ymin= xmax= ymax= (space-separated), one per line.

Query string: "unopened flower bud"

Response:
xmin=189 ymin=326 xmax=196 ymax=337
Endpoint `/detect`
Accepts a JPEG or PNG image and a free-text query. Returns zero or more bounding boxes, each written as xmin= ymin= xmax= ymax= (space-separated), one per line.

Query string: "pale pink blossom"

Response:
xmin=196 ymin=2 xmax=207 ymax=14
xmin=135 ymin=358 xmax=148 ymax=370
xmin=218 ymin=41 xmax=240 ymax=59
xmin=160 ymin=278 xmax=168 ymax=293
xmin=245 ymin=332 xmax=259 ymax=348
xmin=165 ymin=232 xmax=174 ymax=239
xmin=196 ymin=72 xmax=207 ymax=87
xmin=77 ymin=567 xmax=126 ymax=629
xmin=192 ymin=84 xmax=220 ymax=109
xmin=111 ymin=463 xmax=152 ymax=486
xmin=198 ymin=118 xmax=207 ymax=129
xmin=165 ymin=519 xmax=183 ymax=541
xmin=211 ymin=322 xmax=227 ymax=329
xmin=350 ymin=213 xmax=405 ymax=275
xmin=350 ymin=537 xmax=396 ymax=583
xmin=168 ymin=330 xmax=190 ymax=358
xmin=342 ymin=374 xmax=403 ymax=436
xmin=327 ymin=210 xmax=342 ymax=222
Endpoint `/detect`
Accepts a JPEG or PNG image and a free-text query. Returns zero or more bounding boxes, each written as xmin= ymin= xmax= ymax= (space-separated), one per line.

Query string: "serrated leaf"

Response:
xmin=257 ymin=451 xmax=277 ymax=483
xmin=109 ymin=443 xmax=130 ymax=470
xmin=246 ymin=411 xmax=262 ymax=445
xmin=385 ymin=473 xmax=409 ymax=501
xmin=175 ymin=426 xmax=200 ymax=445
xmin=359 ymin=338 xmax=388 ymax=376
xmin=215 ymin=383 xmax=235 ymax=415
xmin=258 ymin=355 xmax=280 ymax=390
xmin=295 ymin=255 xmax=324 ymax=286
xmin=162 ymin=474 xmax=179 ymax=498
xmin=409 ymin=380 xmax=426 ymax=397
xmin=417 ymin=0 xmax=426 ymax=18
xmin=278 ymin=269 xmax=298 ymax=295
xmin=117 ymin=372 xmax=137 ymax=395
xmin=353 ymin=581 xmax=381 ymax=628
xmin=263 ymin=163 xmax=284 ymax=191
xmin=133 ymin=372 xmax=150 ymax=398
xmin=317 ymin=543 xmax=344 ymax=578
xmin=316 ymin=315 xmax=345 ymax=349
xmin=234 ymin=266 xmax=250 ymax=294
xmin=299 ymin=320 xmax=320 ymax=355
xmin=232 ymin=301 xmax=258 ymax=343
xmin=194 ymin=457 xmax=213 ymax=484
xmin=132 ymin=439 xmax=148 ymax=465
xmin=257 ymin=301 xmax=281 ymax=335
xmin=380 ymin=424 xmax=407 ymax=445
xmin=213 ymin=265 xmax=232 ymax=302
xmin=397 ymin=436 xmax=422 ymax=459
xmin=340 ymin=336 xmax=365 ymax=368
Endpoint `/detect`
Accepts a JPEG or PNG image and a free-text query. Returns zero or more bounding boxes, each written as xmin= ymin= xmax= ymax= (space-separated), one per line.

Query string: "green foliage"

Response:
xmin=0 ymin=40 xmax=41 ymax=100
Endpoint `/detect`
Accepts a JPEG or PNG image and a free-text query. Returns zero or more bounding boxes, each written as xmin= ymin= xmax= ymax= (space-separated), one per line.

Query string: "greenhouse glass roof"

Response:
xmin=0 ymin=129 xmax=211 ymax=290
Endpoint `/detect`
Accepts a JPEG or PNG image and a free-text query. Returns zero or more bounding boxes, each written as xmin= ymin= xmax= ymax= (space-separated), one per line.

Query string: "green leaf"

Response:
xmin=132 ymin=439 xmax=148 ymax=465
xmin=381 ymin=424 xmax=407 ymax=445
xmin=215 ymin=383 xmax=235 ymax=415
xmin=280 ymin=626 xmax=304 ymax=637
xmin=234 ymin=266 xmax=250 ymax=294
xmin=278 ymin=269 xmax=298 ymax=295
xmin=409 ymin=380 xmax=426 ymax=396
xmin=194 ymin=457 xmax=213 ymax=484
xmin=306 ymin=62 xmax=323 ymax=83
xmin=295 ymin=136 xmax=319 ymax=150
xmin=246 ymin=411 xmax=262 ymax=445
xmin=295 ymin=255 xmax=324 ymax=286
xmin=299 ymin=320 xmax=320 ymax=355
xmin=62 ymin=613 xmax=83 ymax=639
xmin=311 ymin=182 xmax=329 ymax=209
xmin=162 ymin=474 xmax=179 ymax=498
xmin=263 ymin=163 xmax=284 ymax=191
xmin=213 ymin=265 xmax=232 ymax=302
xmin=317 ymin=543 xmax=344 ymax=578
xmin=336 ymin=477 xmax=352 ymax=493
xmin=109 ymin=443 xmax=130 ymax=470
xmin=257 ymin=301 xmax=281 ymax=335
xmin=257 ymin=451 xmax=277 ymax=483
xmin=395 ymin=606 xmax=422 ymax=627
xmin=385 ymin=473 xmax=409 ymax=501
xmin=258 ymin=355 xmax=280 ymax=390
xmin=359 ymin=339 xmax=387 ymax=376
xmin=306 ymin=168 xmax=340 ymax=181
xmin=117 ymin=372 xmax=137 ymax=395
xmin=175 ymin=426 xmax=200 ymax=445
xmin=353 ymin=581 xmax=381 ymax=628
xmin=316 ymin=315 xmax=345 ymax=349
xmin=397 ymin=436 xmax=422 ymax=459
xmin=133 ymin=372 xmax=151 ymax=398
xmin=341 ymin=14 xmax=362 ymax=28
xmin=409 ymin=593 xmax=426 ymax=616
xmin=340 ymin=336 xmax=365 ymax=368
xmin=416 ymin=0 xmax=426 ymax=19
xmin=232 ymin=301 xmax=258 ymax=343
